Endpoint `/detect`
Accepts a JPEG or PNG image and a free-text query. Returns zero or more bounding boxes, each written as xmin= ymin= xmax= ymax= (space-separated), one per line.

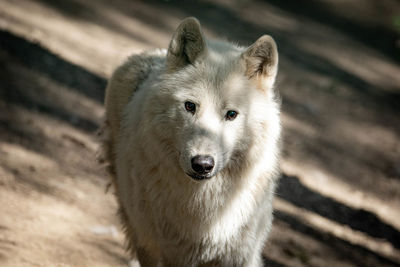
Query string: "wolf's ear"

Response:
xmin=166 ymin=17 xmax=206 ymax=72
xmin=241 ymin=35 xmax=278 ymax=89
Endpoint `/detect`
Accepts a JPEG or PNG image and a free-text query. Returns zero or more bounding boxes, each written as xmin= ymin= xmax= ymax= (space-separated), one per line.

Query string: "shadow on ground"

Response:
xmin=0 ymin=30 xmax=105 ymax=133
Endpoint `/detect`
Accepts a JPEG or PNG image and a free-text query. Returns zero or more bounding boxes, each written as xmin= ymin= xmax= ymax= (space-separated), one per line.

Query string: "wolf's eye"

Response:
xmin=185 ymin=101 xmax=196 ymax=114
xmin=226 ymin=110 xmax=238 ymax=121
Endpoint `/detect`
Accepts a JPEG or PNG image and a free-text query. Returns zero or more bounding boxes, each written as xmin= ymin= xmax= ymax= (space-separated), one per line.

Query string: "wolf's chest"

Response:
xmin=157 ymin=182 xmax=258 ymax=246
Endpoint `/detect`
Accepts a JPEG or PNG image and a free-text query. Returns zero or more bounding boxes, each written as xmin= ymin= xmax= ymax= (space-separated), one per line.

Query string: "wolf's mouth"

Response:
xmin=186 ymin=172 xmax=212 ymax=181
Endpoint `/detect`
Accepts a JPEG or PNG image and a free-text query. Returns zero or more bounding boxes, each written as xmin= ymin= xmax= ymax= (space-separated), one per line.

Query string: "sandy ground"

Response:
xmin=0 ymin=0 xmax=399 ymax=266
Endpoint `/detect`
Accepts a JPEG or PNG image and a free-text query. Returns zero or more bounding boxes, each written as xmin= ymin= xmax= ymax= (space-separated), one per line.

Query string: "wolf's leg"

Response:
xmin=244 ymin=253 xmax=263 ymax=267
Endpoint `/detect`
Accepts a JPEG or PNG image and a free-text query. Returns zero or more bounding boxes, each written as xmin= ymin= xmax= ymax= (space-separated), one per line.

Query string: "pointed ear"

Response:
xmin=166 ymin=17 xmax=206 ymax=72
xmin=241 ymin=35 xmax=278 ymax=88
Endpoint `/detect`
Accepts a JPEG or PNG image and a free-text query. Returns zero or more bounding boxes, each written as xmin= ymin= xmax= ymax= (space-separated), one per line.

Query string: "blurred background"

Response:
xmin=0 ymin=0 xmax=399 ymax=266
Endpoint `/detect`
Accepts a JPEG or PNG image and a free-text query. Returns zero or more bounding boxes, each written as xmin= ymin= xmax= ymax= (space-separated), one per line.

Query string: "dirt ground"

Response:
xmin=0 ymin=0 xmax=399 ymax=266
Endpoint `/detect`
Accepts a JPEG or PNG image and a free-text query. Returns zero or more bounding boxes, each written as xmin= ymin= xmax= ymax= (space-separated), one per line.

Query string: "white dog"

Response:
xmin=99 ymin=17 xmax=281 ymax=267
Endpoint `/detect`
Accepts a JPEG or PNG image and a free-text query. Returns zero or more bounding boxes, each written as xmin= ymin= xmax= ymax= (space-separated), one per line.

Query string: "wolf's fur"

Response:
xmin=99 ymin=17 xmax=281 ymax=267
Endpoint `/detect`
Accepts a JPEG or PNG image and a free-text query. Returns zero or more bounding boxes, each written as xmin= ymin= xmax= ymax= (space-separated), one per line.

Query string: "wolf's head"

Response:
xmin=147 ymin=17 xmax=280 ymax=182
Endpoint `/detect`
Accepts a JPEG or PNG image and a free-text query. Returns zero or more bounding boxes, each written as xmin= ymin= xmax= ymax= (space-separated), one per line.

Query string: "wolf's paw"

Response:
xmin=128 ymin=259 xmax=141 ymax=267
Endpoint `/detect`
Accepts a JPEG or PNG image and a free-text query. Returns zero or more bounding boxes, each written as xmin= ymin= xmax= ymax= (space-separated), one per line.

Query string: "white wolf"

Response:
xmin=100 ymin=17 xmax=281 ymax=267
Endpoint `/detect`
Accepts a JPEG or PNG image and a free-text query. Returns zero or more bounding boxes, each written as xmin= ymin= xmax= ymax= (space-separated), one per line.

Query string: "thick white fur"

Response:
xmin=101 ymin=18 xmax=281 ymax=267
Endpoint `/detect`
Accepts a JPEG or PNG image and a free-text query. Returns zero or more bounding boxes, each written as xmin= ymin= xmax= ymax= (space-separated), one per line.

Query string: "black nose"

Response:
xmin=191 ymin=155 xmax=214 ymax=175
